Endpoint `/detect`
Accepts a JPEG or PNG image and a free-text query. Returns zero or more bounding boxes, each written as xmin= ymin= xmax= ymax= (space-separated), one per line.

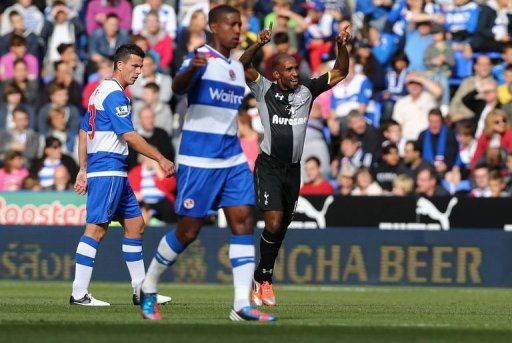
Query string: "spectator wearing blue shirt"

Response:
xmin=88 ymin=13 xmax=130 ymax=63
xmin=441 ymin=0 xmax=480 ymax=42
xmin=493 ymin=43 xmax=512 ymax=85
xmin=366 ymin=24 xmax=399 ymax=66
xmin=405 ymin=20 xmax=433 ymax=72
xmin=382 ymin=52 xmax=409 ymax=119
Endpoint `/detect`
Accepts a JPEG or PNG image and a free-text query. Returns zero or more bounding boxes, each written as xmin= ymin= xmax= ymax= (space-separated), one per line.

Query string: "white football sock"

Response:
xmin=230 ymin=234 xmax=255 ymax=311
xmin=122 ymin=237 xmax=145 ymax=291
xmin=72 ymin=235 xmax=99 ymax=299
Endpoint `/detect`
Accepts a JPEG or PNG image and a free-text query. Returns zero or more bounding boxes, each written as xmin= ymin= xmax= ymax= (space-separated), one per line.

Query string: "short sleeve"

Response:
xmin=80 ymin=111 xmax=90 ymax=131
xmin=303 ymin=73 xmax=331 ymax=100
xmin=358 ymin=78 xmax=373 ymax=104
xmin=103 ymin=91 xmax=134 ymax=135
xmin=247 ymin=73 xmax=272 ymax=100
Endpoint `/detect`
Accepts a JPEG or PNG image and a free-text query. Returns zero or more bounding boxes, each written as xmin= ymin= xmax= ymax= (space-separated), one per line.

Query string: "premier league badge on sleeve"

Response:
xmin=115 ymin=105 xmax=131 ymax=117
xmin=229 ymin=69 xmax=236 ymax=81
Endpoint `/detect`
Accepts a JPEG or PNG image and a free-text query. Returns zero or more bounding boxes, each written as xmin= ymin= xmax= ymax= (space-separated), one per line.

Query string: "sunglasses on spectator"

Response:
xmin=494 ymin=118 xmax=507 ymax=124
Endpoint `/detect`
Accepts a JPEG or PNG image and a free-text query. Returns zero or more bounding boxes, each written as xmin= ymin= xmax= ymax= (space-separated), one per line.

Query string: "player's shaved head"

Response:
xmin=113 ymin=44 xmax=145 ymax=70
xmin=272 ymin=53 xmax=296 ymax=70
xmin=208 ymin=4 xmax=240 ymax=25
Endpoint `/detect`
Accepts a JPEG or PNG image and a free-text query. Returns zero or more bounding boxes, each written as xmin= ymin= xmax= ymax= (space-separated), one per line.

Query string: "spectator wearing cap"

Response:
xmin=132 ymin=0 xmax=177 ymax=39
xmin=303 ymin=0 xmax=335 ymax=74
xmin=423 ymin=23 xmax=455 ymax=110
xmin=449 ymin=55 xmax=494 ymax=123
xmin=0 ymin=10 xmax=42 ymax=60
xmin=346 ymin=109 xmax=381 ymax=159
xmin=392 ymin=72 xmax=442 ymax=141
xmin=417 ymin=109 xmax=459 ymax=175
xmin=381 ymin=52 xmax=409 ymax=119
xmin=374 ymin=143 xmax=409 ymax=192
xmin=37 ymin=82 xmax=81 ymax=136
xmin=0 ymin=82 xmax=36 ymax=130
xmin=85 ymin=0 xmax=132 ymax=36
xmin=469 ymin=163 xmax=492 ymax=197
xmin=1 ymin=0 xmax=45 ymax=36
xmin=462 ymin=78 xmax=501 ymax=138
xmin=471 ymin=109 xmax=512 ymax=169
xmin=471 ymin=0 xmax=512 ymax=52
xmin=404 ymin=20 xmax=433 ymax=72
xmin=88 ymin=13 xmax=130 ymax=63
xmin=0 ymin=34 xmax=38 ymax=80
xmin=391 ymin=174 xmax=414 ymax=196
xmin=352 ymin=167 xmax=383 ymax=196
xmin=300 ymin=156 xmax=335 ymax=195
xmin=403 ymin=140 xmax=433 ymax=180
xmin=0 ymin=150 xmax=29 ymax=191
xmin=337 ymin=164 xmax=355 ymax=196
xmin=415 ymin=166 xmax=450 ymax=197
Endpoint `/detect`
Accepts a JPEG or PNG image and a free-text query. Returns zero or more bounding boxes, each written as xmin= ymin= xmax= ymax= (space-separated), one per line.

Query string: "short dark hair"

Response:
xmin=474 ymin=162 xmax=489 ymax=172
xmin=13 ymin=57 xmax=27 ymax=67
xmin=53 ymin=60 xmax=65 ymax=72
xmin=4 ymin=82 xmax=22 ymax=95
xmin=417 ymin=165 xmax=436 ymax=180
xmin=489 ymin=169 xmax=503 ymax=182
xmin=503 ymin=41 xmax=512 ymax=52
xmin=455 ymin=120 xmax=476 ymax=137
xmin=57 ymin=43 xmax=74 ymax=55
xmin=12 ymin=105 xmax=28 ymax=117
xmin=274 ymin=32 xmax=289 ymax=45
xmin=506 ymin=63 xmax=512 ymax=72
xmin=208 ymin=5 xmax=240 ymax=25
xmin=406 ymin=140 xmax=422 ymax=154
xmin=144 ymin=82 xmax=160 ymax=93
xmin=342 ymin=132 xmax=359 ymax=143
xmin=428 ymin=108 xmax=443 ymax=119
xmin=106 ymin=13 xmax=120 ymax=21
xmin=306 ymin=156 xmax=321 ymax=166
xmin=9 ymin=10 xmax=21 ymax=19
xmin=391 ymin=52 xmax=409 ymax=67
xmin=382 ymin=143 xmax=398 ymax=155
xmin=113 ymin=44 xmax=145 ymax=70
xmin=48 ymin=82 xmax=67 ymax=96
xmin=45 ymin=136 xmax=62 ymax=149
xmin=272 ymin=53 xmax=294 ymax=70
xmin=10 ymin=34 xmax=26 ymax=47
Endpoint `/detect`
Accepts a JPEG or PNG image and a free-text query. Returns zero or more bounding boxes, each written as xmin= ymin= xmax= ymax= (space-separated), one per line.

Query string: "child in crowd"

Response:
xmin=489 ymin=170 xmax=508 ymax=197
xmin=391 ymin=174 xmax=414 ymax=196
xmin=351 ymin=167 xmax=383 ymax=196
xmin=0 ymin=150 xmax=29 ymax=191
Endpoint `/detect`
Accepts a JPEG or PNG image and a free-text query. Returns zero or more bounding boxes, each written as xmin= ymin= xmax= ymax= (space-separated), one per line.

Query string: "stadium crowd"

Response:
xmin=0 ymin=0 xmax=511 ymax=219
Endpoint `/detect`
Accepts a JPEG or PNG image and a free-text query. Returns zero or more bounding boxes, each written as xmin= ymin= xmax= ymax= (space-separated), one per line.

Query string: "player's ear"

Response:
xmin=209 ymin=22 xmax=217 ymax=34
xmin=272 ymin=70 xmax=279 ymax=81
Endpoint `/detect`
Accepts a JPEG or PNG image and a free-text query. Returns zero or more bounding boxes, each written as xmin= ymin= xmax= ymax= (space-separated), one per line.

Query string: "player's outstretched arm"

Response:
xmin=328 ymin=24 xmax=351 ymax=88
xmin=74 ymin=129 xmax=88 ymax=195
xmin=172 ymin=49 xmax=207 ymax=94
xmin=239 ymin=22 xmax=272 ymax=83
xmin=122 ymin=131 xmax=176 ymax=177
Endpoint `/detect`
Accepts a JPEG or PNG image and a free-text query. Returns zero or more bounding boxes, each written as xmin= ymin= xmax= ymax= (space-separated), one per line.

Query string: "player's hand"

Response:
xmin=74 ymin=169 xmax=87 ymax=195
xmin=159 ymin=158 xmax=176 ymax=177
xmin=336 ymin=23 xmax=351 ymax=46
xmin=257 ymin=22 xmax=273 ymax=46
xmin=190 ymin=49 xmax=207 ymax=71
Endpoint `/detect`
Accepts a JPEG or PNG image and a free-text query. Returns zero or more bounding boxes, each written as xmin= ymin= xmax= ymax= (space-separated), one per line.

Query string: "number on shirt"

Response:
xmin=88 ymin=104 xmax=96 ymax=140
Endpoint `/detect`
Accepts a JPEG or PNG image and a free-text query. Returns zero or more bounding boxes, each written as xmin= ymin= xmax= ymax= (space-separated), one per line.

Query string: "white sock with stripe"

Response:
xmin=72 ymin=235 xmax=99 ymax=299
xmin=122 ymin=237 xmax=145 ymax=291
xmin=230 ymin=234 xmax=255 ymax=311
xmin=142 ymin=229 xmax=184 ymax=294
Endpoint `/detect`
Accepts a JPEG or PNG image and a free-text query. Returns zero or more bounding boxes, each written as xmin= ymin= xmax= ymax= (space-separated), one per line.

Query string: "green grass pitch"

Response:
xmin=1 ymin=281 xmax=512 ymax=342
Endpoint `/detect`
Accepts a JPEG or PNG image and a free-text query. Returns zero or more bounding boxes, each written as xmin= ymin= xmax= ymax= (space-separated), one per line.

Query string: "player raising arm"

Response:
xmin=239 ymin=24 xmax=351 ymax=307
xmin=70 ymin=44 xmax=174 ymax=307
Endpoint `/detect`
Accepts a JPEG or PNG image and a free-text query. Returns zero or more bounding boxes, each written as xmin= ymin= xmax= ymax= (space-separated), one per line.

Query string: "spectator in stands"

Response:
xmin=354 ymin=39 xmax=387 ymax=94
xmin=1 ymin=0 xmax=45 ymax=36
xmin=423 ymin=24 xmax=455 ymax=110
xmin=332 ymin=132 xmax=373 ymax=179
xmin=127 ymin=107 xmax=174 ymax=170
xmin=374 ymin=143 xmax=409 ymax=192
xmin=504 ymin=151 xmax=512 ymax=190
xmin=346 ymin=110 xmax=381 ymax=158
xmin=37 ymin=82 xmax=81 ymax=135
xmin=417 ymin=109 xmax=459 ymax=174
xmin=132 ymin=0 xmax=177 ymax=39
xmin=450 ymin=55 xmax=494 ymax=123
xmin=403 ymin=140 xmax=433 ymax=180
xmin=52 ymin=164 xmax=72 ymax=191
xmin=380 ymin=119 xmax=406 ymax=156
xmin=85 ymin=0 xmax=132 ymax=36
xmin=265 ymin=0 xmax=307 ymax=51
xmin=141 ymin=10 xmax=173 ymax=72
xmin=442 ymin=0 xmax=480 ymax=42
xmin=131 ymin=34 xmax=160 ymax=68
xmin=0 ymin=150 xmax=29 ymax=191
xmin=40 ymin=0 xmax=84 ymax=73
xmin=471 ymin=109 xmax=512 ymax=169
xmin=88 ymin=13 xmax=130 ymax=63
xmin=46 ymin=107 xmax=76 ymax=155
xmin=455 ymin=121 xmax=478 ymax=171
xmin=300 ymin=156 xmax=335 ymax=195
xmin=237 ymin=110 xmax=259 ymax=172
xmin=82 ymin=58 xmax=114 ymax=110
xmin=302 ymin=103 xmax=331 ymax=179
xmin=441 ymin=166 xmax=471 ymax=194
xmin=470 ymin=163 xmax=492 ymax=197
xmin=381 ymin=52 xmax=409 ymax=119
xmin=404 ymin=20 xmax=433 ymax=72
xmin=43 ymin=61 xmax=82 ymax=108
xmin=264 ymin=32 xmax=310 ymax=81
xmin=462 ymin=78 xmax=501 ymax=138
xmin=330 ymin=56 xmax=373 ymax=119
xmin=489 ymin=169 xmax=508 ymax=197
xmin=303 ymin=0 xmax=334 ymax=74
xmin=130 ymin=51 xmax=172 ymax=105
xmin=493 ymin=43 xmax=512 ymax=85
xmin=337 ymin=164 xmax=355 ymax=196
xmin=30 ymin=136 xmax=78 ymax=189
xmin=415 ymin=166 xmax=450 ymax=197
xmin=128 ymin=153 xmax=177 ymax=223
xmin=0 ymin=10 xmax=41 ymax=59
xmin=498 ymin=64 xmax=512 ymax=105
xmin=53 ymin=43 xmax=84 ymax=85
xmin=133 ymin=82 xmax=173 ymax=135
xmin=1 ymin=58 xmax=39 ymax=108
xmin=176 ymin=9 xmax=209 ymax=53
xmin=352 ymin=167 xmax=383 ymax=196
xmin=484 ymin=147 xmax=507 ymax=172
xmin=0 ymin=82 xmax=36 ymax=130
xmin=0 ymin=106 xmax=41 ymax=165
xmin=0 ymin=34 xmax=38 ymax=80
xmin=392 ymin=72 xmax=442 ymax=141
xmin=471 ymin=0 xmax=512 ymax=53
xmin=391 ymin=174 xmax=414 ymax=196
xmin=365 ymin=23 xmax=399 ymax=67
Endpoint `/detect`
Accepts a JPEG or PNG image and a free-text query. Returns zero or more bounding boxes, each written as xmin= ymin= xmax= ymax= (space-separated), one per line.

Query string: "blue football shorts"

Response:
xmin=86 ymin=176 xmax=141 ymax=224
xmin=175 ymin=162 xmax=255 ymax=218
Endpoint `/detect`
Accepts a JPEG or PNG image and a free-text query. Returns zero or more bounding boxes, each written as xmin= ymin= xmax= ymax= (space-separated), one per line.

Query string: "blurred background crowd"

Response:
xmin=0 ymin=0 xmax=511 ymax=222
